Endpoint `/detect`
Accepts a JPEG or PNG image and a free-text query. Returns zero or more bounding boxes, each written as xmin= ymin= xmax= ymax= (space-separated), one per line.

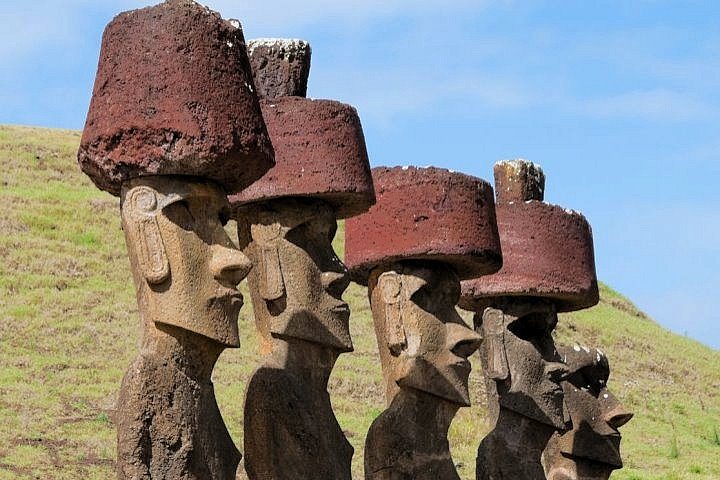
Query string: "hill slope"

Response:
xmin=0 ymin=125 xmax=718 ymax=479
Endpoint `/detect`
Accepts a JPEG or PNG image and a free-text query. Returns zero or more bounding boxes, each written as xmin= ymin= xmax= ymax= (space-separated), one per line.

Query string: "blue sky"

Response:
xmin=2 ymin=1 xmax=719 ymax=348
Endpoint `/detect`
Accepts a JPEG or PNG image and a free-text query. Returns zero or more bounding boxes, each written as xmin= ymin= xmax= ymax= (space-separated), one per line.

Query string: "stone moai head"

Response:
xmin=460 ymin=159 xmax=599 ymax=429
xmin=121 ymin=177 xmax=251 ymax=346
xmin=367 ymin=262 xmax=483 ymax=406
xmin=543 ymin=345 xmax=633 ymax=480
xmin=237 ymin=198 xmax=354 ymax=353
xmin=473 ymin=298 xmax=568 ymax=429
xmin=78 ymin=0 xmax=275 ymax=345
xmin=230 ymin=84 xmax=375 ymax=355
xmin=346 ymin=166 xmax=503 ymax=405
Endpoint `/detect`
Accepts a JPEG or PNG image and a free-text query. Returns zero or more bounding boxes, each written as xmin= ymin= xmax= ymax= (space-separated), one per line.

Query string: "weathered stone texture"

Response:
xmin=460 ymin=161 xmax=598 ymax=313
xmin=117 ymin=332 xmax=240 ymax=480
xmin=473 ymin=299 xmax=569 ymax=480
xmin=247 ymin=38 xmax=311 ymax=98
xmin=78 ymin=0 xmax=274 ymax=196
xmin=494 ymin=158 xmax=545 ymax=202
xmin=236 ymin=199 xmax=354 ymax=479
xmin=345 ymin=166 xmax=502 ymax=285
xmin=117 ymin=177 xmax=251 ymax=479
xmin=243 ymin=362 xmax=354 ymax=480
xmin=364 ymin=264 xmax=481 ymax=480
xmin=543 ymin=345 xmax=633 ymax=480
xmin=230 ymin=97 xmax=374 ymax=218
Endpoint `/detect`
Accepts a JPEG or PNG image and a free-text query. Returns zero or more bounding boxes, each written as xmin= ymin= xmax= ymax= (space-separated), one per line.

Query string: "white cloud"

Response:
xmin=575 ymin=89 xmax=715 ymax=121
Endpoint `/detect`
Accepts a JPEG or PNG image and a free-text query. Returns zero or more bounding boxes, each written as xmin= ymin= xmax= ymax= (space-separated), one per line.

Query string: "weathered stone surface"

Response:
xmin=243 ymin=343 xmax=353 ymax=480
xmin=117 ymin=177 xmax=251 ymax=479
xmin=117 ymin=330 xmax=239 ymax=480
xmin=461 ymin=161 xmax=605 ymax=479
xmin=345 ymin=166 xmax=502 ymax=285
xmin=473 ymin=299 xmax=569 ymax=480
xmin=247 ymin=38 xmax=311 ymax=98
xmin=78 ymin=0 xmax=274 ymax=196
xmin=230 ymin=97 xmax=375 ymax=218
xmin=494 ymin=158 xmax=545 ymax=202
xmin=543 ymin=345 xmax=633 ymax=480
xmin=460 ymin=161 xmax=598 ymax=313
xmin=236 ymin=198 xmax=353 ymax=479
xmin=364 ymin=263 xmax=481 ymax=479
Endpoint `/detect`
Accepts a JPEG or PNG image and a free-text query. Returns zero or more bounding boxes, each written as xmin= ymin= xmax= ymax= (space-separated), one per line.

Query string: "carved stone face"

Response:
xmin=369 ymin=263 xmax=481 ymax=406
xmin=476 ymin=299 xmax=568 ymax=429
xmin=121 ymin=176 xmax=251 ymax=347
xmin=544 ymin=346 xmax=633 ymax=480
xmin=239 ymin=198 xmax=352 ymax=353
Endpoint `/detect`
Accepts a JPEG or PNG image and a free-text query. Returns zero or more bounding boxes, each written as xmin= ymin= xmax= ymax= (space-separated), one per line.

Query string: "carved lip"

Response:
xmin=213 ymin=288 xmax=244 ymax=307
xmin=452 ymin=358 xmax=472 ymax=374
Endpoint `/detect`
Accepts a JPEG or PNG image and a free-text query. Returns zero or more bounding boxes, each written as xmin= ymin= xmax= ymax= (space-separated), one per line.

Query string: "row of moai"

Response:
xmin=76 ymin=1 xmax=632 ymax=479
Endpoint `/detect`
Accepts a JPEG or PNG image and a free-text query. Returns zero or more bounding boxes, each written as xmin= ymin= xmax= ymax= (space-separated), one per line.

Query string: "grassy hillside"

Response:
xmin=0 ymin=124 xmax=718 ymax=479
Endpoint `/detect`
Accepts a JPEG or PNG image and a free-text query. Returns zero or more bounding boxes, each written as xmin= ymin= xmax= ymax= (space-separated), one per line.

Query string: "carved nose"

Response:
xmin=602 ymin=390 xmax=634 ymax=429
xmin=545 ymin=361 xmax=570 ymax=383
xmin=447 ymin=323 xmax=482 ymax=359
xmin=321 ymin=268 xmax=350 ymax=298
xmin=211 ymin=245 xmax=252 ymax=289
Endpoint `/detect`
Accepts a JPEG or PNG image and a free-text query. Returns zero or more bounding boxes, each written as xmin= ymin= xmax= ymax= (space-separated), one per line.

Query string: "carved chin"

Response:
xmin=545 ymin=466 xmax=576 ymax=480
xmin=397 ymin=358 xmax=472 ymax=406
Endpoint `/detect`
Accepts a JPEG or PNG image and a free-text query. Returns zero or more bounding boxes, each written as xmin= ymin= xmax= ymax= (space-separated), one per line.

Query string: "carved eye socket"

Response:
xmin=507 ymin=312 xmax=550 ymax=341
xmin=165 ymin=200 xmax=194 ymax=231
xmin=452 ymin=339 xmax=478 ymax=359
xmin=219 ymin=208 xmax=230 ymax=227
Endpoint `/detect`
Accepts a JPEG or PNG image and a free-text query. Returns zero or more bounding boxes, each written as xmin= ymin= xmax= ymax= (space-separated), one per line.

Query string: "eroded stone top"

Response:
xmin=494 ymin=159 xmax=545 ymax=203
xmin=247 ymin=38 xmax=312 ymax=98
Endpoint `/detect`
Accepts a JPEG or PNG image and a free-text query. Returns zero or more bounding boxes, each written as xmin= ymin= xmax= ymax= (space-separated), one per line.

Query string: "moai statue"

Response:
xmin=458 ymin=160 xmax=600 ymax=480
xmin=543 ymin=345 xmax=633 ymax=480
xmin=345 ymin=166 xmax=503 ymax=480
xmin=230 ymin=41 xmax=375 ymax=480
xmin=77 ymin=1 xmax=274 ymax=478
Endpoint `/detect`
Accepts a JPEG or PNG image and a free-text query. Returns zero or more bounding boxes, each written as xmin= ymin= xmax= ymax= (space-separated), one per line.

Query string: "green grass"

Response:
xmin=1 ymin=124 xmax=719 ymax=479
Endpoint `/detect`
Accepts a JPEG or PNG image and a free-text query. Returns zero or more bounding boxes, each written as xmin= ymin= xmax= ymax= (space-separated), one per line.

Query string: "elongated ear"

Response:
xmin=123 ymin=186 xmax=170 ymax=285
xmin=250 ymin=222 xmax=285 ymax=301
xmin=378 ymin=271 xmax=407 ymax=356
xmin=482 ymin=307 xmax=509 ymax=380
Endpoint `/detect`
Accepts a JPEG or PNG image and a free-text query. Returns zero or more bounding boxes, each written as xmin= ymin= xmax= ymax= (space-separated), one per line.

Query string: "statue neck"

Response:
xmin=392 ymin=388 xmax=460 ymax=441
xmin=141 ymin=320 xmax=222 ymax=382
xmin=493 ymin=407 xmax=557 ymax=457
xmin=269 ymin=337 xmax=338 ymax=390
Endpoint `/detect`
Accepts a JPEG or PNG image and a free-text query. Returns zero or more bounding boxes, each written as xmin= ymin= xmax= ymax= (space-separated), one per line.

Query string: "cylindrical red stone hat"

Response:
xmin=78 ymin=0 xmax=274 ymax=196
xmin=459 ymin=160 xmax=599 ymax=313
xmin=345 ymin=166 xmax=503 ymax=285
xmin=229 ymin=96 xmax=375 ymax=218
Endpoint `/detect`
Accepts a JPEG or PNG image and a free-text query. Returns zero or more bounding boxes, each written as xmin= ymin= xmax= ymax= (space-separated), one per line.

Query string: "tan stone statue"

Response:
xmin=543 ymin=345 xmax=633 ymax=480
xmin=77 ymin=2 xmax=274 ymax=477
xmin=364 ymin=263 xmax=482 ymax=479
xmin=344 ymin=167 xmax=502 ymax=480
xmin=117 ymin=177 xmax=251 ymax=479
xmin=472 ymin=299 xmax=570 ymax=479
xmin=230 ymin=40 xmax=375 ymax=478
xmin=460 ymin=159 xmax=601 ymax=480
xmin=236 ymin=198 xmax=356 ymax=479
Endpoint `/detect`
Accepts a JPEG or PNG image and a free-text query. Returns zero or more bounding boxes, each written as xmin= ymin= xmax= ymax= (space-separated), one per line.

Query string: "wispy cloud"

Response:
xmin=574 ymin=89 xmax=715 ymax=121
